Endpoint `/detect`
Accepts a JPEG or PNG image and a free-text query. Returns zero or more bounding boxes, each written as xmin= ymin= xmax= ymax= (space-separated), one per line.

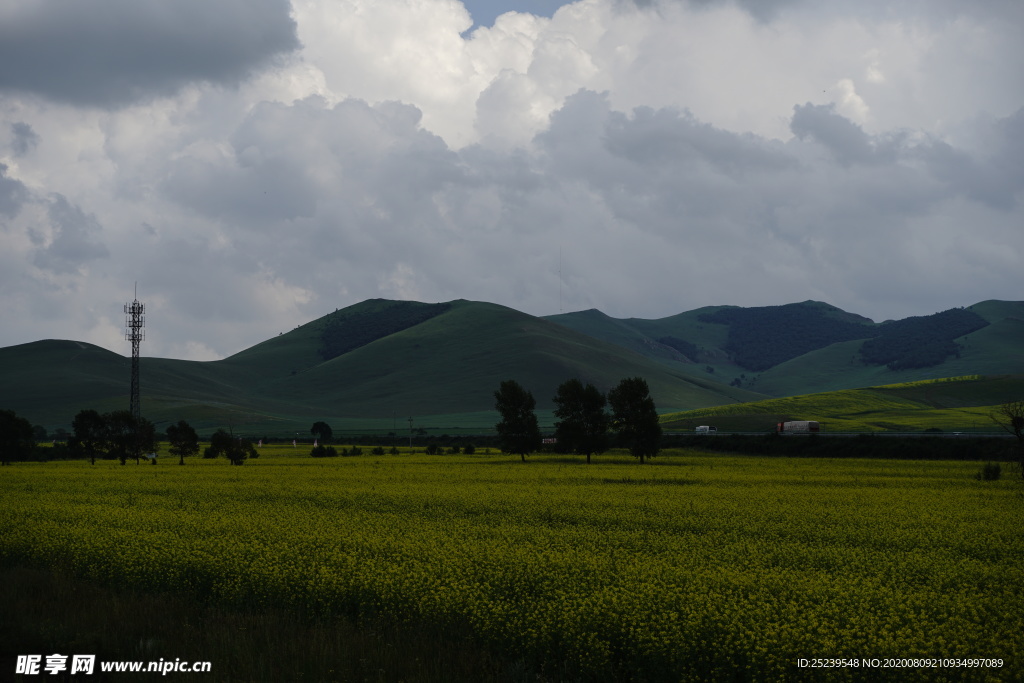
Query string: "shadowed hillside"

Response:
xmin=0 ymin=300 xmax=765 ymax=434
xmin=547 ymin=300 xmax=1024 ymax=396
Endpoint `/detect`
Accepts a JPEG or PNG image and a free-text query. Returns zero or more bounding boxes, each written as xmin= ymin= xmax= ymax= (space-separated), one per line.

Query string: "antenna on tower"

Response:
xmin=124 ymin=284 xmax=146 ymax=423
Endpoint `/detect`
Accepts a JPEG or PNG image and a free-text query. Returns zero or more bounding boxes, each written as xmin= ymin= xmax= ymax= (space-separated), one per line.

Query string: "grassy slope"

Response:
xmin=0 ymin=340 xmax=131 ymax=426
xmin=755 ymin=315 xmax=1024 ymax=396
xmin=5 ymin=299 xmax=1019 ymax=434
xmin=1 ymin=300 xmax=766 ymax=433
xmin=552 ymin=300 xmax=1024 ymax=398
xmin=253 ymin=300 xmax=767 ymax=417
xmin=545 ymin=305 xmax=738 ymax=383
xmin=660 ymin=375 xmax=1024 ymax=432
xmin=547 ymin=301 xmax=881 ymax=388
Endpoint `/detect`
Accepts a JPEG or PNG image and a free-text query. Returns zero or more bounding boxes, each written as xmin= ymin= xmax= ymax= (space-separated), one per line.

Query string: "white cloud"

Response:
xmin=0 ymin=0 xmax=1020 ymax=357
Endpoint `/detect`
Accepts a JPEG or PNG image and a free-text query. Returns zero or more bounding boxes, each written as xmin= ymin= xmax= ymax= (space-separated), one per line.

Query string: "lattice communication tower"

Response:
xmin=125 ymin=286 xmax=145 ymax=421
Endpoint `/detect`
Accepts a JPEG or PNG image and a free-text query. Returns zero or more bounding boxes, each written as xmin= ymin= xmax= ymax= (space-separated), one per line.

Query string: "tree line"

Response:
xmin=494 ymin=376 xmax=663 ymax=464
xmin=3 ymin=390 xmax=1021 ymax=474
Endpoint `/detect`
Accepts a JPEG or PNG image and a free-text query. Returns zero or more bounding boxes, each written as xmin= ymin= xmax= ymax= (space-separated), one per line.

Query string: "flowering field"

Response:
xmin=2 ymin=451 xmax=1022 ymax=680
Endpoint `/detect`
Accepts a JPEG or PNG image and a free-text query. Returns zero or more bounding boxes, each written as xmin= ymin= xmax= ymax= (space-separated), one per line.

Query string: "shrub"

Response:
xmin=463 ymin=444 xmax=476 ymax=455
xmin=447 ymin=446 xmax=460 ymax=454
xmin=425 ymin=444 xmax=442 ymax=455
xmin=389 ymin=447 xmax=399 ymax=455
xmin=371 ymin=446 xmax=386 ymax=455
xmin=311 ymin=445 xmax=338 ymax=458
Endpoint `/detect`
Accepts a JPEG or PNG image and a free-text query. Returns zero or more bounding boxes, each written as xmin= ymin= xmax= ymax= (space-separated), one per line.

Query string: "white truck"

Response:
xmin=695 ymin=425 xmax=718 ymax=435
xmin=776 ymin=420 xmax=820 ymax=434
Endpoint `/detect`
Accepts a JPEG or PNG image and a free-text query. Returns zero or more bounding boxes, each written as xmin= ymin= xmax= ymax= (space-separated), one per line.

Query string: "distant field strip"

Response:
xmin=661 ymin=376 xmax=1020 ymax=432
xmin=666 ymin=389 xmax=925 ymax=419
xmin=2 ymin=453 xmax=1022 ymax=680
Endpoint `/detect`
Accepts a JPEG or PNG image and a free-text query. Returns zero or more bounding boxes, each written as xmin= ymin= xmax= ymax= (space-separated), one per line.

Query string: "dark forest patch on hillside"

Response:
xmin=698 ymin=304 xmax=876 ymax=371
xmin=859 ymin=308 xmax=989 ymax=371
xmin=319 ymin=302 xmax=451 ymax=361
xmin=657 ymin=336 xmax=699 ymax=359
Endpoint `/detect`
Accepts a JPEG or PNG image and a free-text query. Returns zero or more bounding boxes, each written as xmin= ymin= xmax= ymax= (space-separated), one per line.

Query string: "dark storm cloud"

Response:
xmin=162 ymin=96 xmax=464 ymax=228
xmin=10 ymin=122 xmax=40 ymax=157
xmin=31 ymin=196 xmax=109 ymax=274
xmin=603 ymin=104 xmax=794 ymax=175
xmin=0 ymin=0 xmax=299 ymax=107
xmin=626 ymin=0 xmax=799 ymax=22
xmin=628 ymin=0 xmax=1024 ymax=24
xmin=789 ymin=103 xmax=899 ymax=167
xmin=915 ymin=108 xmax=1024 ymax=212
xmin=0 ymin=163 xmax=28 ymax=216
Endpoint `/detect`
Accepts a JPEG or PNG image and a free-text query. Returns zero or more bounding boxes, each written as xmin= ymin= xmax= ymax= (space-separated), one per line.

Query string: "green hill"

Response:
xmin=660 ymin=375 xmax=1024 ymax=433
xmin=547 ymin=300 xmax=1024 ymax=397
xmin=4 ymin=298 xmax=1020 ymax=436
xmin=0 ymin=299 xmax=765 ymax=435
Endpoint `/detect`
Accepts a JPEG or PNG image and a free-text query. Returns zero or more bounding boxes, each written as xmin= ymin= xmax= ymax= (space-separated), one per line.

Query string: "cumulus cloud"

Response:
xmin=0 ymin=0 xmax=1020 ymax=359
xmin=0 ymin=0 xmax=299 ymax=107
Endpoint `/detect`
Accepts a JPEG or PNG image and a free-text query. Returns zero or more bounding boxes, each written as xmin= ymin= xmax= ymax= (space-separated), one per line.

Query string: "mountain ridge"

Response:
xmin=2 ymin=298 xmax=1021 ymax=434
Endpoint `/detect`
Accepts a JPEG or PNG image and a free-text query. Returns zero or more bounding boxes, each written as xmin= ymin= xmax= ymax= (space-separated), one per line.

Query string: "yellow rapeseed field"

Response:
xmin=2 ymin=450 xmax=1021 ymax=680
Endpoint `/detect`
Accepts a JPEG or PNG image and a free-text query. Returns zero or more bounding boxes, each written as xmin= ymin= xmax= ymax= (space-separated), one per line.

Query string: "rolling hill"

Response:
xmin=546 ymin=299 xmax=1024 ymax=396
xmin=0 ymin=299 xmax=765 ymax=434
xmin=2 ymin=297 xmax=1021 ymax=436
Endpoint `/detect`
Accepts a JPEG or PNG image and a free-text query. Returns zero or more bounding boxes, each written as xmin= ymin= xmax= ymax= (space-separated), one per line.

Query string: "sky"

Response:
xmin=0 ymin=0 xmax=1021 ymax=361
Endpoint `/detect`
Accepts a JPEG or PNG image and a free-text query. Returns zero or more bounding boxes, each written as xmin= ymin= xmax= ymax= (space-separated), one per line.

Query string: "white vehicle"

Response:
xmin=776 ymin=420 xmax=821 ymax=434
xmin=695 ymin=425 xmax=718 ymax=434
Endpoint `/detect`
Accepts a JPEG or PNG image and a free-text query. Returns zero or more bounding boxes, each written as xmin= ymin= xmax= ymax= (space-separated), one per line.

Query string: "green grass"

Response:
xmin=2 ymin=452 xmax=1022 ymax=681
xmin=755 ymin=316 xmax=1024 ymax=396
xmin=661 ymin=375 xmax=1024 ymax=432
xmin=4 ymin=298 xmax=1021 ymax=436
xmin=0 ymin=301 xmax=766 ymax=434
xmin=551 ymin=299 xmax=1024 ymax=399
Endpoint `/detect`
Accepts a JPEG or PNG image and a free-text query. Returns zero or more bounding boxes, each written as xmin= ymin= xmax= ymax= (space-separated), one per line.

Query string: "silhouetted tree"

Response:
xmin=608 ymin=377 xmax=662 ymax=464
xmin=104 ymin=411 xmax=142 ymax=464
xmin=494 ymin=380 xmax=542 ymax=462
xmin=553 ymin=378 xmax=609 ymax=464
xmin=70 ymin=409 xmax=106 ymax=465
xmin=991 ymin=400 xmax=1024 ymax=478
xmin=207 ymin=429 xmax=256 ymax=465
xmin=166 ymin=420 xmax=200 ymax=466
xmin=0 ymin=409 xmax=35 ymax=466
xmin=311 ymin=421 xmax=333 ymax=443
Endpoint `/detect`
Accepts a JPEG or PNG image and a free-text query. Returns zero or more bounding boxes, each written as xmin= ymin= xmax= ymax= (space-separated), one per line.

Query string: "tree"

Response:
xmin=0 ymin=409 xmax=35 ymax=466
xmin=70 ymin=409 xmax=106 ymax=465
xmin=553 ymin=378 xmax=609 ymax=464
xmin=608 ymin=377 xmax=662 ymax=464
xmin=105 ymin=412 xmax=156 ymax=465
xmin=104 ymin=411 xmax=140 ymax=465
xmin=207 ymin=429 xmax=257 ymax=466
xmin=494 ymin=380 xmax=542 ymax=462
xmin=166 ymin=420 xmax=200 ymax=466
xmin=991 ymin=400 xmax=1024 ymax=478
xmin=311 ymin=421 xmax=333 ymax=443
